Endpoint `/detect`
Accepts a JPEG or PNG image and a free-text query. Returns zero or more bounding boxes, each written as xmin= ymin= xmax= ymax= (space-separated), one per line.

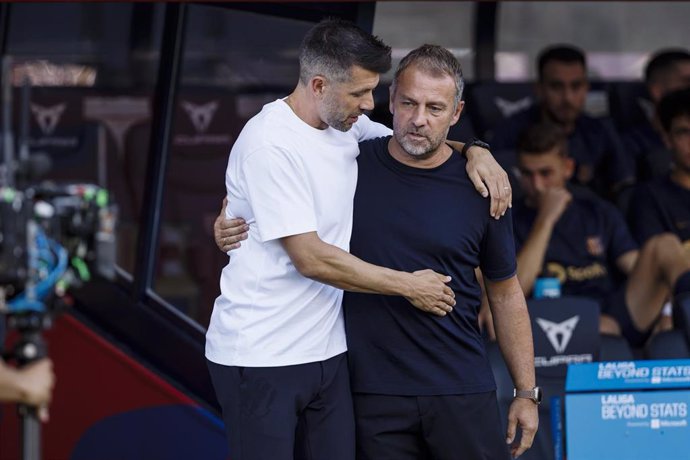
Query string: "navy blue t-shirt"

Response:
xmin=344 ymin=136 xmax=517 ymax=396
xmin=490 ymin=105 xmax=634 ymax=191
xmin=621 ymin=122 xmax=671 ymax=180
xmin=512 ymin=189 xmax=638 ymax=302
xmin=628 ymin=175 xmax=690 ymax=247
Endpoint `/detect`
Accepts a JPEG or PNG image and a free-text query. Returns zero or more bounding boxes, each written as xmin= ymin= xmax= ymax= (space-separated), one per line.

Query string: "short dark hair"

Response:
xmin=537 ymin=45 xmax=586 ymax=81
xmin=657 ymin=88 xmax=690 ymax=133
xmin=517 ymin=122 xmax=569 ymax=157
xmin=645 ymin=49 xmax=690 ymax=85
xmin=392 ymin=44 xmax=464 ymax=110
xmin=298 ymin=18 xmax=391 ymax=84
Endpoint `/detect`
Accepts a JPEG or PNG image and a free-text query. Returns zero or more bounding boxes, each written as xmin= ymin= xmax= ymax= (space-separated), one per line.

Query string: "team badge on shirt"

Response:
xmin=586 ymin=236 xmax=604 ymax=256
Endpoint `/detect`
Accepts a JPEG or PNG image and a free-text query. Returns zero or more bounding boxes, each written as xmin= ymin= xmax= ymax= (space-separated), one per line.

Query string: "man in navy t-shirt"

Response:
xmin=214 ymin=45 xmax=538 ymax=458
xmin=629 ymin=88 xmax=690 ymax=250
xmin=344 ymin=45 xmax=537 ymax=460
xmin=512 ymin=122 xmax=690 ymax=346
xmin=621 ymin=49 xmax=690 ymax=180
xmin=491 ymin=45 xmax=634 ymax=199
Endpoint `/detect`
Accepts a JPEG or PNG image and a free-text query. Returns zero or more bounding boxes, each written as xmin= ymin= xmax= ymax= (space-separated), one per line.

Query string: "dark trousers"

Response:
xmin=208 ymin=352 xmax=355 ymax=460
xmin=353 ymin=391 xmax=511 ymax=460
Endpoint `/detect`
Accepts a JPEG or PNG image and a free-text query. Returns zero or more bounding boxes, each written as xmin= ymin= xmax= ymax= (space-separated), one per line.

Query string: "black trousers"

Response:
xmin=353 ymin=391 xmax=511 ymax=460
xmin=208 ymin=352 xmax=355 ymax=460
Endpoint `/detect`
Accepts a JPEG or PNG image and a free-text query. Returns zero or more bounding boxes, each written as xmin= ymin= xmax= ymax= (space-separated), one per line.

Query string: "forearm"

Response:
xmin=446 ymin=140 xmax=465 ymax=152
xmin=287 ymin=235 xmax=413 ymax=296
xmin=516 ymin=217 xmax=555 ymax=295
xmin=487 ymin=277 xmax=536 ymax=390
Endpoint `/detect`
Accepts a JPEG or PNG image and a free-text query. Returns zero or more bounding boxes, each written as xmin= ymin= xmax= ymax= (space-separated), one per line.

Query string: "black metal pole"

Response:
xmin=474 ymin=2 xmax=499 ymax=81
xmin=133 ymin=3 xmax=187 ymax=301
xmin=0 ymin=3 xmax=12 ymax=188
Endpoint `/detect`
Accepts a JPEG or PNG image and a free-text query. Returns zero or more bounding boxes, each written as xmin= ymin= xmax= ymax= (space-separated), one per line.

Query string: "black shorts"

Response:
xmin=207 ymin=352 xmax=355 ymax=460
xmin=353 ymin=391 xmax=511 ymax=460
xmin=605 ymin=286 xmax=655 ymax=347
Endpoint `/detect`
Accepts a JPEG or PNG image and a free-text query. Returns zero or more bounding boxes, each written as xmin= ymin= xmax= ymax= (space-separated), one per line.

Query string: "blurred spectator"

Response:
xmin=491 ymin=45 xmax=634 ymax=199
xmin=511 ymin=122 xmax=690 ymax=347
xmin=622 ymin=49 xmax=690 ymax=180
xmin=628 ymin=88 xmax=690 ymax=249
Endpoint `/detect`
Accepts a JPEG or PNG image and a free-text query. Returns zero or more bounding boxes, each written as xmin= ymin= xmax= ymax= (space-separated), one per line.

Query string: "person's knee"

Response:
xmin=643 ymin=233 xmax=683 ymax=256
xmin=599 ymin=314 xmax=622 ymax=336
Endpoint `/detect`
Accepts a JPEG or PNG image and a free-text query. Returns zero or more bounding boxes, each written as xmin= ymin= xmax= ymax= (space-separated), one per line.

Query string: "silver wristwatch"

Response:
xmin=513 ymin=386 xmax=542 ymax=405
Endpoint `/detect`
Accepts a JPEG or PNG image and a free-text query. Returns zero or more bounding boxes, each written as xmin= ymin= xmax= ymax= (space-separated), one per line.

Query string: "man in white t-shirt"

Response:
xmin=206 ymin=19 xmax=512 ymax=460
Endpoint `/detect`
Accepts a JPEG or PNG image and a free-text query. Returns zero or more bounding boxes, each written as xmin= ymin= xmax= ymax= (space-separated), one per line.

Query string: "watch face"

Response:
xmin=534 ymin=387 xmax=543 ymax=403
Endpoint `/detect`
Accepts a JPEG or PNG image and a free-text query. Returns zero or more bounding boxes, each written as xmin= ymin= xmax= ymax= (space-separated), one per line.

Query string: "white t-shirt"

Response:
xmin=205 ymin=99 xmax=391 ymax=367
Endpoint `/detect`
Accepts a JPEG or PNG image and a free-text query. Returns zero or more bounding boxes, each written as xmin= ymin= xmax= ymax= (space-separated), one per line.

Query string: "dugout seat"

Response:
xmin=648 ymin=293 xmax=690 ymax=359
xmin=607 ymin=81 xmax=653 ymax=130
xmin=465 ymin=81 xmax=535 ymax=139
xmin=489 ymin=296 xmax=633 ymax=460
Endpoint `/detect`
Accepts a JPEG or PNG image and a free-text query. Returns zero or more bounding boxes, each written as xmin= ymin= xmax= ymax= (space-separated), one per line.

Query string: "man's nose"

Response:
xmin=360 ymin=92 xmax=374 ymax=112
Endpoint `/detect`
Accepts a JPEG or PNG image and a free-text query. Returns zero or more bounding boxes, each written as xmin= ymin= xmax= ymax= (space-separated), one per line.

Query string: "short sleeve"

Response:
xmin=480 ymin=208 xmax=518 ymax=281
xmin=352 ymin=114 xmax=392 ymax=143
xmin=628 ymin=184 xmax=668 ymax=245
xmin=240 ymin=147 xmax=318 ymax=242
xmin=602 ymin=119 xmax=635 ymax=185
xmin=602 ymin=201 xmax=638 ymax=260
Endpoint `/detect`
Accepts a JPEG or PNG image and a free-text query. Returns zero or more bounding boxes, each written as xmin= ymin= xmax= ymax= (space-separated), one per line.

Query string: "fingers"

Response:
xmin=483 ymin=170 xmax=512 ymax=219
xmin=215 ymin=217 xmax=249 ymax=252
xmin=506 ymin=401 xmax=539 ymax=458
xmin=505 ymin=414 xmax=517 ymax=445
xmin=503 ymin=173 xmax=513 ymax=210
xmin=468 ymin=170 xmax=489 ymax=199
xmin=38 ymin=406 xmax=50 ymax=423
xmin=220 ymin=218 xmax=247 ymax=234
xmin=512 ymin=423 xmax=537 ymax=458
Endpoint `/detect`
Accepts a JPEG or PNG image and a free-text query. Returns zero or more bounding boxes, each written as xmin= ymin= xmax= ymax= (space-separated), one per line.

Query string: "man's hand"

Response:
xmin=506 ymin=398 xmax=539 ymax=458
xmin=18 ymin=359 xmax=55 ymax=407
xmin=465 ymin=146 xmax=512 ymax=219
xmin=536 ymin=187 xmax=572 ymax=226
xmin=404 ymin=269 xmax=456 ymax=317
xmin=214 ymin=198 xmax=249 ymax=252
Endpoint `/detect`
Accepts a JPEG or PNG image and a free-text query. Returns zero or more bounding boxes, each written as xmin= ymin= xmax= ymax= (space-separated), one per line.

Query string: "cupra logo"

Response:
xmin=30 ymin=103 xmax=66 ymax=135
xmin=181 ymin=100 xmax=219 ymax=133
xmin=494 ymin=96 xmax=532 ymax=118
xmin=535 ymin=316 xmax=580 ymax=354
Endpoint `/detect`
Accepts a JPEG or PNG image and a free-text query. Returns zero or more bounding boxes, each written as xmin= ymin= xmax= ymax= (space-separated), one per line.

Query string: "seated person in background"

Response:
xmin=629 ymin=88 xmax=690 ymax=250
xmin=491 ymin=45 xmax=634 ymax=199
xmin=511 ymin=122 xmax=690 ymax=347
xmin=622 ymin=49 xmax=690 ymax=180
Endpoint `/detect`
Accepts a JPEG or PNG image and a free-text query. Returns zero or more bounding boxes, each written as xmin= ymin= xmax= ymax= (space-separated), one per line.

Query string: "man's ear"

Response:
xmin=389 ymin=85 xmax=396 ymax=115
xmin=310 ymin=75 xmax=327 ymax=98
xmin=563 ymin=156 xmax=576 ymax=180
xmin=450 ymin=100 xmax=465 ymax=126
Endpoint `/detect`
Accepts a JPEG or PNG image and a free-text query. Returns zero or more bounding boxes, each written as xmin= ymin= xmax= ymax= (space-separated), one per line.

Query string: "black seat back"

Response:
xmin=529 ymin=296 xmax=600 ymax=379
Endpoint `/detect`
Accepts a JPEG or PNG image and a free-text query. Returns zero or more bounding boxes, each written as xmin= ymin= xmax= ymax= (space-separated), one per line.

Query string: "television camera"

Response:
xmin=0 ymin=180 xmax=116 ymax=460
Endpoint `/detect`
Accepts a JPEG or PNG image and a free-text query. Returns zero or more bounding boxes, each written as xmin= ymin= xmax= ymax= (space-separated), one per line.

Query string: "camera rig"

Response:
xmin=0 ymin=181 xmax=116 ymax=460
xmin=0 ymin=182 xmax=116 ymax=316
